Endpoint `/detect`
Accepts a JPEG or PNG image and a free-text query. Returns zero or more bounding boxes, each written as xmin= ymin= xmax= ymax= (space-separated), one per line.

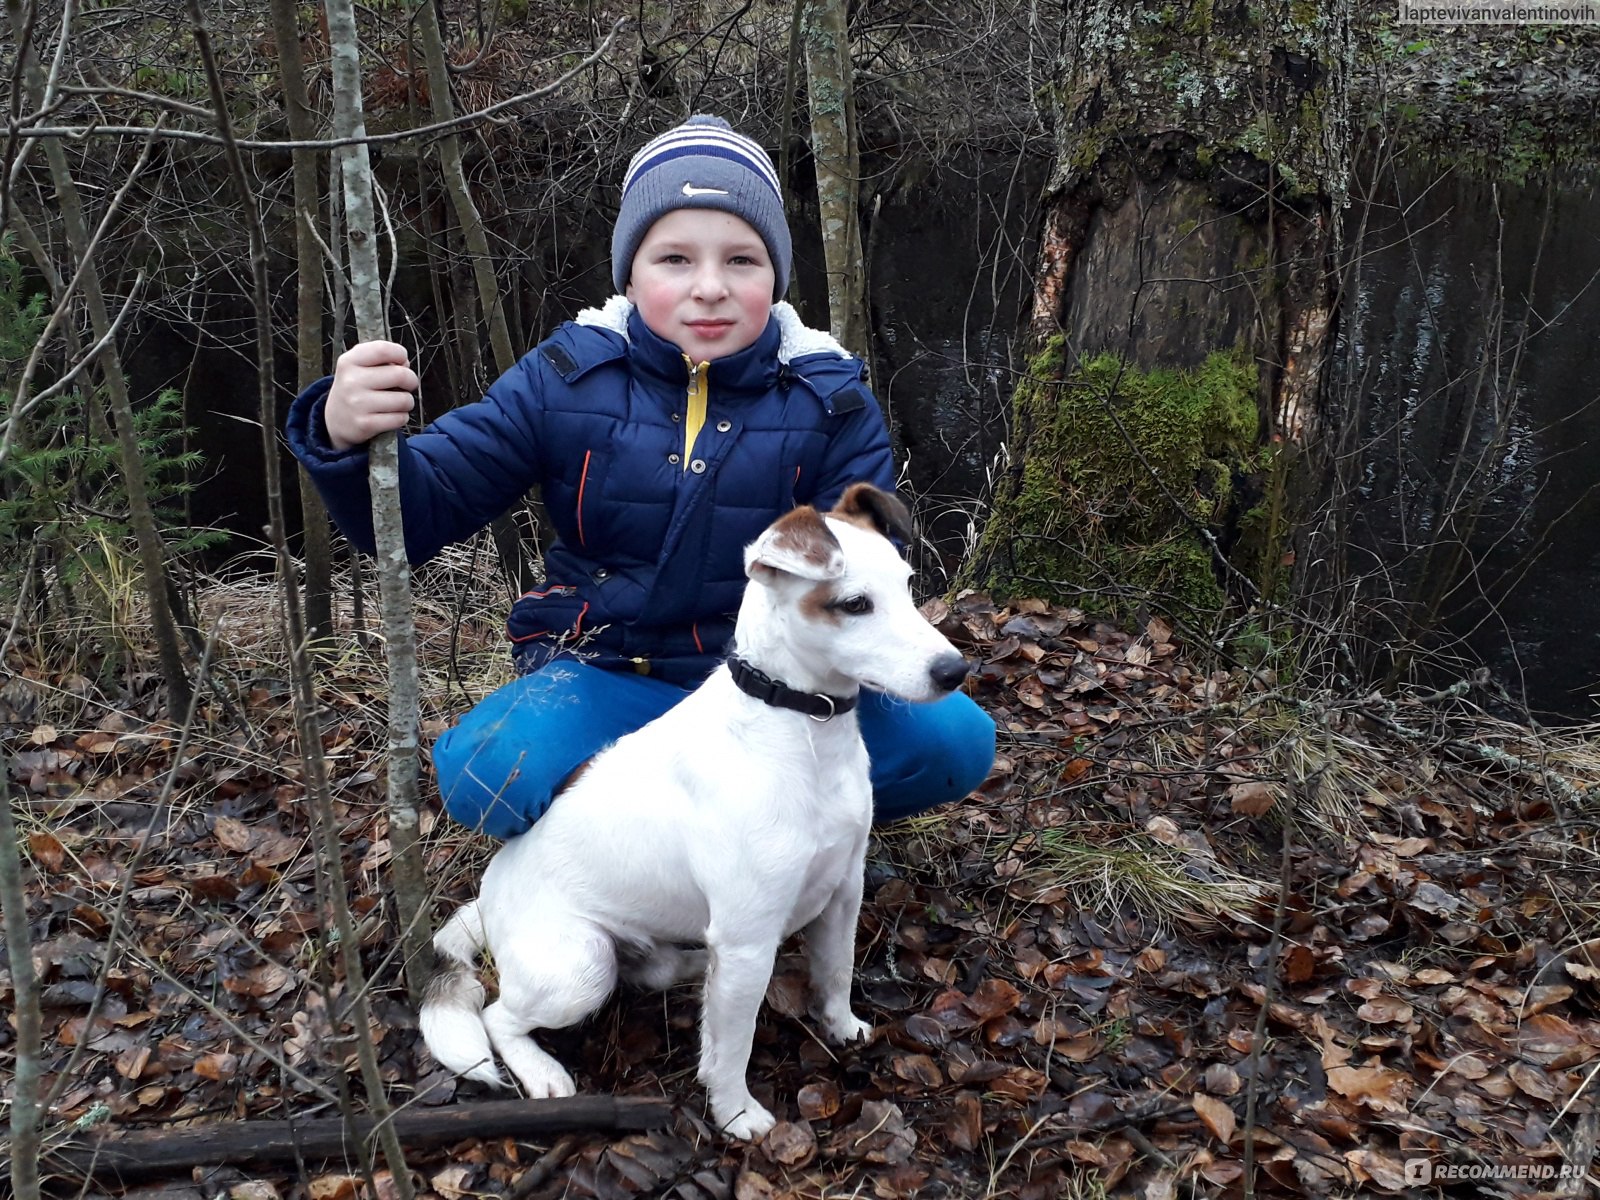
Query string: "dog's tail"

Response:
xmin=419 ymin=900 xmax=505 ymax=1087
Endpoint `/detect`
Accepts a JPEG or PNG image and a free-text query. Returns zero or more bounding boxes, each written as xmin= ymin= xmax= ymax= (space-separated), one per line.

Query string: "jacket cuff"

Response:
xmin=285 ymin=376 xmax=368 ymax=470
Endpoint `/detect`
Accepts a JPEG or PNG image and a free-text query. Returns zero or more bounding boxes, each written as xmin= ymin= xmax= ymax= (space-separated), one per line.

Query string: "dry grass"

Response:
xmin=1031 ymin=827 xmax=1264 ymax=933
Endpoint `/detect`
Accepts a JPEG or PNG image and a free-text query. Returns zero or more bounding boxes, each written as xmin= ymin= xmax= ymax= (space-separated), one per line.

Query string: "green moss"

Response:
xmin=1068 ymin=132 xmax=1107 ymax=173
xmin=970 ymin=340 xmax=1263 ymax=621
xmin=1289 ymin=0 xmax=1321 ymax=28
xmin=1182 ymin=0 xmax=1215 ymax=35
xmin=1232 ymin=441 xmax=1291 ymax=603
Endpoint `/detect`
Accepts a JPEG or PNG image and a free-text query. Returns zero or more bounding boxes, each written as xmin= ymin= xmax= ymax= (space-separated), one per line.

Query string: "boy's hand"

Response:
xmin=323 ymin=341 xmax=419 ymax=451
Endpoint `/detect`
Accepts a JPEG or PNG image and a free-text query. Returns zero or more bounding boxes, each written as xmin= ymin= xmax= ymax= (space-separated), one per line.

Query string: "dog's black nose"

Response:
xmin=929 ymin=653 xmax=970 ymax=693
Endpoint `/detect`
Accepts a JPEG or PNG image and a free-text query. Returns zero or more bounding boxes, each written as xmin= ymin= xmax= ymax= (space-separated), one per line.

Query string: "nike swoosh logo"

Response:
xmin=681 ymin=183 xmax=730 ymax=196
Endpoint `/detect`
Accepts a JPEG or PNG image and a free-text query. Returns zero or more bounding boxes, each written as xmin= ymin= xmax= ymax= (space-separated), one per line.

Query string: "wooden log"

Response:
xmin=34 ymin=1097 xmax=672 ymax=1184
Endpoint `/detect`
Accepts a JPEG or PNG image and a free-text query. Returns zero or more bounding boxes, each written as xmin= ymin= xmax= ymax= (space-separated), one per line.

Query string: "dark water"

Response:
xmin=1336 ymin=161 xmax=1600 ymax=718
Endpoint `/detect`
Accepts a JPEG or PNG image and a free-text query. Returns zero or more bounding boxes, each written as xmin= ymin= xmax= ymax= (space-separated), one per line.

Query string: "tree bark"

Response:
xmin=802 ymin=0 xmax=871 ymax=365
xmin=269 ymin=0 xmax=335 ymax=644
xmin=185 ymin=6 xmax=416 ymax=1198
xmin=978 ymin=0 xmax=1352 ymax=616
xmin=325 ymin=0 xmax=433 ymax=1013
xmin=3 ymin=0 xmax=191 ymax=719
xmin=40 ymin=1097 xmax=670 ymax=1183
xmin=0 ymin=777 xmax=42 ymax=1200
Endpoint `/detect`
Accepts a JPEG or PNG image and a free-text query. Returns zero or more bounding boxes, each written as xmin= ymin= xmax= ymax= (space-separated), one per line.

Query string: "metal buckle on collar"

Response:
xmin=807 ymin=694 xmax=837 ymax=723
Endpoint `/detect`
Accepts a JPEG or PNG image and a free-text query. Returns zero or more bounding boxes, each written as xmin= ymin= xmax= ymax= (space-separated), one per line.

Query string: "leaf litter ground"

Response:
xmin=5 ymin=589 xmax=1600 ymax=1200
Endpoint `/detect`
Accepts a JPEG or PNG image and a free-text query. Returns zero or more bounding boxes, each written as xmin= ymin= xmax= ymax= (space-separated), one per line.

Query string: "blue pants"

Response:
xmin=431 ymin=660 xmax=997 ymax=839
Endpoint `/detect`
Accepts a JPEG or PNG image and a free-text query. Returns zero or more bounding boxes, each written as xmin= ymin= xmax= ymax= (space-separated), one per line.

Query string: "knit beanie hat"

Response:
xmin=611 ymin=115 xmax=790 ymax=300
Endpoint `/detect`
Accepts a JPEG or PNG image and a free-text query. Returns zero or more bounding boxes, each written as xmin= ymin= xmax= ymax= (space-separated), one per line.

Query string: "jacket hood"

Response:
xmin=574 ymin=296 xmax=849 ymax=365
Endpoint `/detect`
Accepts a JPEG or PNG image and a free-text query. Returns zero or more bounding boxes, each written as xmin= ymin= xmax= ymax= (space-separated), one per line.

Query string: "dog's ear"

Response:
xmin=745 ymin=506 xmax=845 ymax=583
xmin=829 ymin=483 xmax=914 ymax=543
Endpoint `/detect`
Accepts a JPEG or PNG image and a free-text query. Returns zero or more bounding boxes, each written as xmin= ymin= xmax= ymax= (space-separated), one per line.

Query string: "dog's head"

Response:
xmin=742 ymin=484 xmax=969 ymax=702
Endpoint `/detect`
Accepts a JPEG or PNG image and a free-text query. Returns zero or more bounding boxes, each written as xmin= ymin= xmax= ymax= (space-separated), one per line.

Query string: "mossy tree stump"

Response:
xmin=974 ymin=0 xmax=1352 ymax=623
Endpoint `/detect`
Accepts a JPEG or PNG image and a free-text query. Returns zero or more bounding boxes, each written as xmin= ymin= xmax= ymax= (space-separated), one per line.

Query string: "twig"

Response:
xmin=1242 ymin=760 xmax=1305 ymax=1200
xmin=507 ymin=1134 xmax=584 ymax=1200
xmin=0 ymin=775 xmax=45 ymax=1200
xmin=7 ymin=20 xmax=627 ymax=152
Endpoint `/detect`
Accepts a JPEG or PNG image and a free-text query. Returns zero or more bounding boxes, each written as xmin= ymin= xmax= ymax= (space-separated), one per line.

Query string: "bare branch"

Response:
xmin=7 ymin=20 xmax=627 ymax=152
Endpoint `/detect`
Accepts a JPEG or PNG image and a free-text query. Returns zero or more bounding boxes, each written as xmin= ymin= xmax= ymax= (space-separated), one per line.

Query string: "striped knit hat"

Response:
xmin=611 ymin=115 xmax=790 ymax=300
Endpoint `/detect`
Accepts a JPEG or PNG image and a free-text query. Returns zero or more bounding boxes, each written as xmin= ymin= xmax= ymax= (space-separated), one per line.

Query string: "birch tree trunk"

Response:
xmin=3 ymin=0 xmax=191 ymax=720
xmin=183 ymin=7 xmax=416 ymax=1193
xmin=802 ymin=0 xmax=870 ymax=364
xmin=973 ymin=0 xmax=1352 ymax=619
xmin=325 ymin=0 xmax=433 ymax=1006
xmin=269 ymin=0 xmax=335 ymax=643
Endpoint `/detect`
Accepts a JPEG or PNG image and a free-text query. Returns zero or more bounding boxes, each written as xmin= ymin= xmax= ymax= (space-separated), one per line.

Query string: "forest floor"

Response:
xmin=5 ymin=581 xmax=1600 ymax=1200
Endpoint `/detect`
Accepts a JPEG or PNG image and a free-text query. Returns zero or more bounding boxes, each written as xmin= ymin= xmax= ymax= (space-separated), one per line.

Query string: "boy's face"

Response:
xmin=626 ymin=209 xmax=775 ymax=364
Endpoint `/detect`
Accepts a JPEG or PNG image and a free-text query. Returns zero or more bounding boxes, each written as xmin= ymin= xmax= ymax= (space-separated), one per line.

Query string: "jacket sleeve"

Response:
xmin=284 ymin=348 xmax=548 ymax=565
xmin=807 ymin=367 xmax=897 ymax=513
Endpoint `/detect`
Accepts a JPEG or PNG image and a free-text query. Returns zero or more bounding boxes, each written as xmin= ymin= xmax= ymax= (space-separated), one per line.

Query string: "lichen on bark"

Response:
xmin=1051 ymin=0 xmax=1353 ymax=209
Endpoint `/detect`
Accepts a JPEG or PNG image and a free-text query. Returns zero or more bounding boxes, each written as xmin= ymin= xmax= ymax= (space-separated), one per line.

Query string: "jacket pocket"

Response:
xmin=542 ymin=430 xmax=614 ymax=554
xmin=507 ymin=585 xmax=589 ymax=647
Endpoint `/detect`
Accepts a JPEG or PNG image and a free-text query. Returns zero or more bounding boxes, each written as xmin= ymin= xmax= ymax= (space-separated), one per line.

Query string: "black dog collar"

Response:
xmin=726 ymin=655 xmax=857 ymax=722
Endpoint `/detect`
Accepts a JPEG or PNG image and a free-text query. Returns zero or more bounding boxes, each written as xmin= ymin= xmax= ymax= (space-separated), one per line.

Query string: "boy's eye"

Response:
xmin=831 ymin=595 xmax=873 ymax=615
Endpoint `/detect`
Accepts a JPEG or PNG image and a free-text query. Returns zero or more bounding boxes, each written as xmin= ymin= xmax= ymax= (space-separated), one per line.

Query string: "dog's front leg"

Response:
xmin=698 ymin=939 xmax=780 ymax=1140
xmin=806 ymin=870 xmax=872 ymax=1045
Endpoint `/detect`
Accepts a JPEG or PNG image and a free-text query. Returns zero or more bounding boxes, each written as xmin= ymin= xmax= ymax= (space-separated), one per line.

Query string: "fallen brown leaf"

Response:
xmin=890 ymin=1053 xmax=944 ymax=1089
xmin=194 ymin=1052 xmax=239 ymax=1081
xmin=307 ymin=1175 xmax=359 ymax=1200
xmin=1227 ymin=780 xmax=1277 ymax=815
xmin=965 ymin=978 xmax=1022 ymax=1022
xmin=797 ymin=1082 xmax=840 ymax=1120
xmin=1326 ymin=1063 xmax=1413 ymax=1112
xmin=763 ymin=1120 xmax=817 ymax=1167
xmin=1192 ymin=1092 xmax=1237 ymax=1144
xmin=944 ymin=1092 xmax=983 ymax=1151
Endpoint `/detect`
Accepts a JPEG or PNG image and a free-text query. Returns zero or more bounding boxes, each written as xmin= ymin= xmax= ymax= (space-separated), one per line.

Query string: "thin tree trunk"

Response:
xmin=777 ymin=0 xmax=806 ymax=307
xmin=3 ymin=0 xmax=191 ymax=719
xmin=802 ymin=0 xmax=870 ymax=365
xmin=186 ymin=4 xmax=416 ymax=1197
xmin=0 ymin=777 xmax=43 ymax=1200
xmin=269 ymin=0 xmax=335 ymax=643
xmin=324 ymin=0 xmax=433 ymax=1011
xmin=411 ymin=0 xmax=531 ymax=592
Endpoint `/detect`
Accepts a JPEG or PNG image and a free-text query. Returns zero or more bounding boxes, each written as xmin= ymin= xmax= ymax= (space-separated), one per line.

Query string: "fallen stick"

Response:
xmin=34 ymin=1097 xmax=672 ymax=1184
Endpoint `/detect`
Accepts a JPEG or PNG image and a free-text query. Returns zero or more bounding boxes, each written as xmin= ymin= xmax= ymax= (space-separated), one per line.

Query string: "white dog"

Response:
xmin=420 ymin=483 xmax=969 ymax=1139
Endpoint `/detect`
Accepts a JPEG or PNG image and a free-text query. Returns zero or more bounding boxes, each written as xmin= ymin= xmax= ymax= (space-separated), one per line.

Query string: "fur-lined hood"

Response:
xmin=573 ymin=295 xmax=850 ymax=365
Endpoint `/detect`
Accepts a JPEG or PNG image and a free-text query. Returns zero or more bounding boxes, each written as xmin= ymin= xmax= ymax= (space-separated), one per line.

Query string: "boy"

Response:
xmin=287 ymin=115 xmax=995 ymax=838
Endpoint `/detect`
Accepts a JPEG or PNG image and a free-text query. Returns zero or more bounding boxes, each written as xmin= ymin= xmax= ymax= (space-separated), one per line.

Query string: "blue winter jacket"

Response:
xmin=285 ymin=297 xmax=896 ymax=686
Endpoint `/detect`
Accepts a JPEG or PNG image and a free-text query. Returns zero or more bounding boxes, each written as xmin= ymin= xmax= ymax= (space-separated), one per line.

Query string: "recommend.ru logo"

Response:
xmin=1405 ymin=1159 xmax=1578 ymax=1185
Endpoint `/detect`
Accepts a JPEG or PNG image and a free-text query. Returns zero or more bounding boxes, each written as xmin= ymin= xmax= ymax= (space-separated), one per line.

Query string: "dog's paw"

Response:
xmin=823 ymin=1013 xmax=873 ymax=1046
xmin=717 ymin=1100 xmax=777 ymax=1142
xmin=511 ymin=1061 xmax=577 ymax=1099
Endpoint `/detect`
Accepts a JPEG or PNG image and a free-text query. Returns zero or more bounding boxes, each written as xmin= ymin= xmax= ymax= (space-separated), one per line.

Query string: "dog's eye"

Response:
xmin=832 ymin=595 xmax=873 ymax=615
